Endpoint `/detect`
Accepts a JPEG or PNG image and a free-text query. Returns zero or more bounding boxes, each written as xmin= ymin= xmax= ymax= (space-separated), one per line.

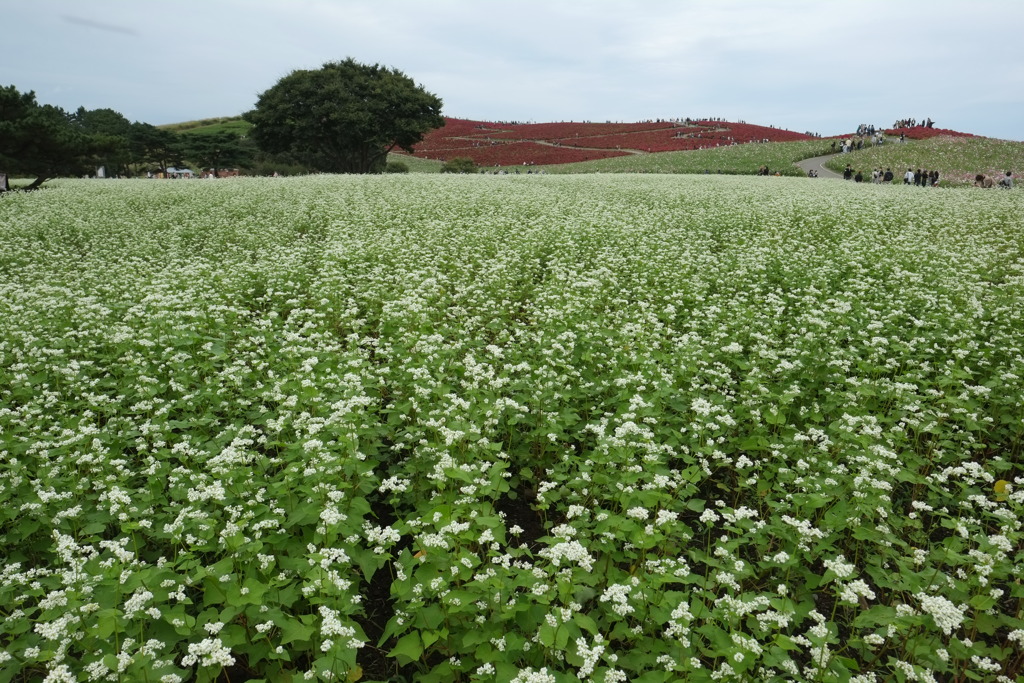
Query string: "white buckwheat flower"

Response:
xmin=916 ymin=594 xmax=966 ymax=636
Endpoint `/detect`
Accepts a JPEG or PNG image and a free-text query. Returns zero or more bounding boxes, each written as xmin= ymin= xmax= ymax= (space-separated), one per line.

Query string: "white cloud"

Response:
xmin=2 ymin=0 xmax=1022 ymax=139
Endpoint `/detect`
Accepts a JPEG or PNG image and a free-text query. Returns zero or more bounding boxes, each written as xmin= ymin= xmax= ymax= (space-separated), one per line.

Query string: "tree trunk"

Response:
xmin=24 ymin=176 xmax=49 ymax=191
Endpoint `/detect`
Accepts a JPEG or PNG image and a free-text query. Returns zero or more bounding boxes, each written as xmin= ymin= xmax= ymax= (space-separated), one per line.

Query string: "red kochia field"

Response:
xmin=885 ymin=126 xmax=976 ymax=140
xmin=397 ymin=117 xmax=815 ymax=166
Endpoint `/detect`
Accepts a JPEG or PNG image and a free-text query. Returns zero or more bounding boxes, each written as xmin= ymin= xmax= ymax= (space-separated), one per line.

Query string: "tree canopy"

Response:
xmin=0 ymin=85 xmax=196 ymax=187
xmin=127 ymin=122 xmax=183 ymax=172
xmin=181 ymin=130 xmax=250 ymax=177
xmin=244 ymin=58 xmax=444 ymax=174
xmin=0 ymin=85 xmax=102 ymax=189
xmin=70 ymin=106 xmax=133 ymax=177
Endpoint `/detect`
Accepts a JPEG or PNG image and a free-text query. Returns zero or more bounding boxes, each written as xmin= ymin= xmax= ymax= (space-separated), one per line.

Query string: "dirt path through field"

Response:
xmin=795 ymin=153 xmax=843 ymax=178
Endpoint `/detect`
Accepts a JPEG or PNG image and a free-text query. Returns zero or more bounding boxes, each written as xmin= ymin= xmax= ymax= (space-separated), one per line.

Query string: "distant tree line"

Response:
xmin=0 ymin=85 xmax=292 ymax=190
xmin=3 ymin=60 xmax=444 ymax=188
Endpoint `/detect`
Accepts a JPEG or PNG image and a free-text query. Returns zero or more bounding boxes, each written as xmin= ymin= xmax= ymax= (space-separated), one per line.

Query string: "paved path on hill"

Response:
xmin=446 ymin=136 xmax=648 ymax=155
xmin=795 ymin=153 xmax=844 ymax=179
xmin=533 ymin=139 xmax=646 ymax=155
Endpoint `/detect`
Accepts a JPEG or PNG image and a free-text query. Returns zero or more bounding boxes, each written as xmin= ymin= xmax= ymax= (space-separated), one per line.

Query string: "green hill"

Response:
xmin=159 ymin=116 xmax=252 ymax=136
xmin=824 ymin=136 xmax=1024 ymax=185
xmin=161 ymin=116 xmax=1022 ymax=183
xmin=538 ymin=139 xmax=835 ymax=176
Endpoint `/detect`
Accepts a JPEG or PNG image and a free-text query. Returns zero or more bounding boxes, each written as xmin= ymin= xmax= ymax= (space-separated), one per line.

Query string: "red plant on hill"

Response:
xmin=691 ymin=121 xmax=812 ymax=143
xmin=884 ymin=126 xmax=975 ymax=140
xmin=479 ymin=121 xmax=681 ymax=141
xmin=405 ymin=117 xmax=814 ymax=166
xmin=548 ymin=128 xmax=723 ymax=153
xmin=397 ymin=141 xmax=630 ymax=166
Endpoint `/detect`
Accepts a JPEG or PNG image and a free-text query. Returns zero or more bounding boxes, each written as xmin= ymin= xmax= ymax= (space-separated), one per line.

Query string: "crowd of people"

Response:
xmin=816 ymin=121 xmax=1014 ymax=189
xmin=837 ymin=164 xmax=941 ymax=186
xmin=823 ymin=163 xmax=1015 ymax=189
xmin=893 ymin=117 xmax=935 ymax=129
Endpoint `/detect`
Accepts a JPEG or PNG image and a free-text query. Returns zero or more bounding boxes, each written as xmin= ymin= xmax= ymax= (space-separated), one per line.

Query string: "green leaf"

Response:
xmin=241 ymin=577 xmax=268 ymax=604
xmin=574 ymin=613 xmax=598 ymax=635
xmin=416 ymin=604 xmax=446 ymax=631
xmin=389 ymin=631 xmax=423 ymax=665
xmin=94 ymin=608 xmax=119 ymax=639
xmin=421 ymin=629 xmax=441 ymax=648
xmin=355 ymin=549 xmax=380 ymax=583
xmin=554 ymin=624 xmax=570 ymax=650
xmin=774 ymin=634 xmax=801 ymax=651
xmin=969 ymin=594 xmax=996 ymax=610
xmin=279 ymin=617 xmax=314 ymax=645
xmin=738 ymin=435 xmax=768 ymax=451
xmin=686 ymin=498 xmax=706 ymax=512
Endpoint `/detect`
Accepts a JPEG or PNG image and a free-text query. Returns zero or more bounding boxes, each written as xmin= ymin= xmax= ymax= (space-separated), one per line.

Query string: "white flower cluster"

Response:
xmin=916 ymin=593 xmax=966 ymax=636
xmin=538 ymin=539 xmax=595 ymax=572
xmin=180 ymin=637 xmax=234 ymax=668
xmin=511 ymin=666 xmax=557 ymax=683
xmin=600 ymin=579 xmax=639 ymax=617
xmin=823 ymin=555 xmax=855 ymax=579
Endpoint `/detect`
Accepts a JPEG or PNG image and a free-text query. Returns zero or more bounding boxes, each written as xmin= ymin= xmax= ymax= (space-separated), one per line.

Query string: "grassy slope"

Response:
xmin=159 ymin=117 xmax=1023 ymax=182
xmin=538 ymin=139 xmax=836 ymax=176
xmin=388 ymin=153 xmax=443 ymax=173
xmin=394 ymin=140 xmax=839 ymax=176
xmin=160 ymin=117 xmax=253 ymax=136
xmin=825 ymin=136 xmax=1024 ymax=185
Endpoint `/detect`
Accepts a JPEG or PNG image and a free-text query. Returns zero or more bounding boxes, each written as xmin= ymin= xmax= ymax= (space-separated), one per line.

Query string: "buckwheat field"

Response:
xmin=1 ymin=175 xmax=1022 ymax=682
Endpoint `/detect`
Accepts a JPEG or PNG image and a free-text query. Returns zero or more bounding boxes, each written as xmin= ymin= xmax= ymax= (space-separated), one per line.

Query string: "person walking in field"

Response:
xmin=904 ymin=168 xmax=914 ymax=184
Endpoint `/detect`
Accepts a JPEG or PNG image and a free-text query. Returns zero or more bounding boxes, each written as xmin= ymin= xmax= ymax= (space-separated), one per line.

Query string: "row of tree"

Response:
xmin=2 ymin=58 xmax=446 ymax=189
xmin=0 ymin=84 xmax=258 ymax=190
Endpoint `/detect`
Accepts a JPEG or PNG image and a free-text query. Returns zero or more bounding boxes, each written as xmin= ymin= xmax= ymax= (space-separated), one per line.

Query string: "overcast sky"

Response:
xmin=4 ymin=1 xmax=1023 ymax=140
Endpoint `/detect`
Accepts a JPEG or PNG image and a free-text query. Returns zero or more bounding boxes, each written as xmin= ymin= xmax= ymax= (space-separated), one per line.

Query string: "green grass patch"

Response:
xmin=161 ymin=116 xmax=253 ymax=136
xmin=538 ymin=139 xmax=837 ymax=175
xmin=388 ymin=152 xmax=443 ymax=173
xmin=826 ymin=136 xmax=1024 ymax=185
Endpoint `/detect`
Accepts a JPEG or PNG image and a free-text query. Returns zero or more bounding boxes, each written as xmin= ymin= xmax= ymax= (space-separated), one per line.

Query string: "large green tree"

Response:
xmin=0 ymin=85 xmax=102 ymax=190
xmin=70 ymin=106 xmax=133 ymax=177
xmin=127 ymin=122 xmax=183 ymax=172
xmin=182 ymin=130 xmax=251 ymax=177
xmin=244 ymin=58 xmax=444 ymax=174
